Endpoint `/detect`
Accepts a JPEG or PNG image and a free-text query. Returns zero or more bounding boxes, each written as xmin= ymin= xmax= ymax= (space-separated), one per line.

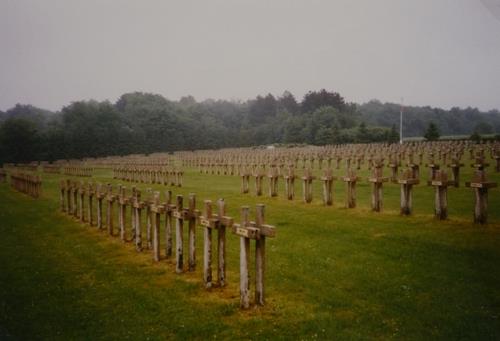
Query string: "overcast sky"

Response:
xmin=1 ymin=0 xmax=500 ymax=112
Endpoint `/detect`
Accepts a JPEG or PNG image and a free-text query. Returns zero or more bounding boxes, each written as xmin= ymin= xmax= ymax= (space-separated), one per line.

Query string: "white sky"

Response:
xmin=1 ymin=0 xmax=500 ymax=111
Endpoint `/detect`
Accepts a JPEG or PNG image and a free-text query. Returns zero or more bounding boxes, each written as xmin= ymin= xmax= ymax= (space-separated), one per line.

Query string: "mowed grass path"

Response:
xmin=1 ymin=163 xmax=500 ymax=340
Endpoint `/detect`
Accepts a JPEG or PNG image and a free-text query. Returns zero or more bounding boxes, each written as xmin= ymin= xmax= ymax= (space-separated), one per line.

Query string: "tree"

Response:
xmin=301 ymin=89 xmax=346 ymax=113
xmin=424 ymin=122 xmax=440 ymax=141
xmin=3 ymin=104 xmax=54 ymax=131
xmin=470 ymin=131 xmax=482 ymax=142
xmin=248 ymin=94 xmax=277 ymax=124
xmin=178 ymin=95 xmax=197 ymax=108
xmin=473 ymin=122 xmax=493 ymax=135
xmin=357 ymin=122 xmax=369 ymax=142
xmin=283 ymin=117 xmax=306 ymax=143
xmin=0 ymin=118 xmax=40 ymax=163
xmin=278 ymin=91 xmax=300 ymax=115
xmin=387 ymin=124 xmax=399 ymax=143
xmin=61 ymin=100 xmax=131 ymax=158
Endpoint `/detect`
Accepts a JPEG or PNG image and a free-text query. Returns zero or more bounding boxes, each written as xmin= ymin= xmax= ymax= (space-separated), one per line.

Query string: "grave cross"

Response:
xmin=95 ymin=183 xmax=105 ymax=230
xmin=398 ymin=169 xmax=420 ymax=215
xmin=240 ymin=167 xmax=250 ymax=194
xmin=105 ymin=184 xmax=117 ymax=236
xmin=150 ymin=191 xmax=165 ymax=262
xmin=267 ymin=166 xmax=279 ymax=197
xmin=117 ymin=185 xmax=129 ymax=242
xmin=283 ymin=166 xmax=296 ymax=200
xmin=320 ymin=169 xmax=336 ymax=206
xmin=342 ymin=169 xmax=360 ymax=208
xmin=253 ymin=166 xmax=265 ymax=196
xmin=447 ymin=156 xmax=464 ymax=188
xmin=302 ymin=168 xmax=316 ymax=203
xmin=78 ymin=181 xmax=86 ymax=223
xmin=173 ymin=195 xmax=200 ymax=273
xmin=71 ymin=181 xmax=79 ymax=218
xmin=87 ymin=182 xmax=95 ymax=226
xmin=132 ymin=188 xmax=145 ymax=251
xmin=427 ymin=170 xmax=454 ymax=220
xmin=426 ymin=153 xmax=440 ymax=180
xmin=388 ymin=155 xmax=399 ymax=183
xmin=198 ymin=199 xmax=233 ymax=288
xmin=145 ymin=189 xmax=154 ymax=250
xmin=232 ymin=204 xmax=276 ymax=308
xmin=368 ymin=159 xmax=388 ymax=212
xmin=164 ymin=190 xmax=176 ymax=258
xmin=465 ymin=157 xmax=498 ymax=224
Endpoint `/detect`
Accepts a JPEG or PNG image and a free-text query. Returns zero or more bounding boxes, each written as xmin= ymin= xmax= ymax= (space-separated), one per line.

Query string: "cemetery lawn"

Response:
xmin=1 ymin=166 xmax=500 ymax=340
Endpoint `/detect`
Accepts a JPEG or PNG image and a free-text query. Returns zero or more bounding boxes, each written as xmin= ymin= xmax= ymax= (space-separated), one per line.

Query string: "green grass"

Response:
xmin=1 ymin=161 xmax=500 ymax=340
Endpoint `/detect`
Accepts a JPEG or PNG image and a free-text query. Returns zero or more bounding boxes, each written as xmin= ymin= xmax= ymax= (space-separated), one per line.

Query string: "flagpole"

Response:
xmin=400 ymin=97 xmax=404 ymax=144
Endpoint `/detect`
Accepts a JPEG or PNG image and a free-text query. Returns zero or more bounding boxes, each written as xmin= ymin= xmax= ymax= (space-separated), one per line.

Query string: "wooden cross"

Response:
xmin=427 ymin=170 xmax=454 ymax=220
xmin=117 ymin=185 xmax=129 ymax=242
xmin=163 ymin=190 xmax=175 ymax=258
xmin=283 ymin=166 xmax=296 ymax=200
xmin=198 ymin=199 xmax=234 ymax=288
xmin=267 ymin=166 xmax=279 ymax=197
xmin=355 ymin=156 xmax=363 ymax=170
xmin=447 ymin=156 xmax=464 ymax=188
xmin=465 ymin=159 xmax=497 ymax=224
xmin=345 ymin=156 xmax=352 ymax=170
xmin=132 ymin=188 xmax=145 ymax=251
xmin=320 ymin=169 xmax=336 ymax=206
xmin=398 ymin=169 xmax=420 ymax=215
xmin=173 ymin=195 xmax=200 ymax=273
xmin=95 ymin=183 xmax=105 ymax=230
xmin=128 ymin=186 xmax=137 ymax=242
xmin=253 ymin=166 xmax=265 ymax=196
xmin=302 ymin=168 xmax=316 ymax=204
xmin=388 ymin=155 xmax=399 ymax=183
xmin=144 ymin=188 xmax=154 ymax=250
xmin=71 ymin=181 xmax=79 ymax=218
xmin=105 ymin=184 xmax=117 ymax=236
xmin=78 ymin=181 xmax=86 ymax=223
xmin=368 ymin=159 xmax=388 ymax=212
xmin=87 ymin=182 xmax=95 ymax=226
xmin=186 ymin=194 xmax=199 ymax=272
xmin=199 ymin=200 xmax=217 ymax=288
xmin=150 ymin=191 xmax=165 ymax=262
xmin=232 ymin=204 xmax=276 ymax=308
xmin=176 ymin=170 xmax=183 ymax=187
xmin=336 ymin=155 xmax=342 ymax=170
xmin=426 ymin=153 xmax=440 ymax=180
xmin=407 ymin=153 xmax=420 ymax=180
xmin=240 ymin=167 xmax=250 ymax=194
xmin=342 ymin=169 xmax=360 ymax=208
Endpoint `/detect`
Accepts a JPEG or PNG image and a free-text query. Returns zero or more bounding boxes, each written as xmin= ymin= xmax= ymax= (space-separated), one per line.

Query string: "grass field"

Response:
xmin=1 ymin=162 xmax=500 ymax=340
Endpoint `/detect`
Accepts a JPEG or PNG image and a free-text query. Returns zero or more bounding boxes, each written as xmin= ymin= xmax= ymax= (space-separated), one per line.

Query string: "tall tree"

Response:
xmin=278 ymin=91 xmax=300 ymax=115
xmin=357 ymin=122 xmax=369 ymax=143
xmin=387 ymin=124 xmax=399 ymax=143
xmin=424 ymin=122 xmax=440 ymax=141
xmin=301 ymin=89 xmax=346 ymax=113
xmin=0 ymin=118 xmax=40 ymax=163
xmin=248 ymin=94 xmax=277 ymax=124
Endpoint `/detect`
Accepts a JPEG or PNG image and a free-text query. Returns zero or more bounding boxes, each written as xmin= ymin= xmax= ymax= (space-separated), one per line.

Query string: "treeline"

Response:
xmin=359 ymin=100 xmax=500 ymax=137
xmin=0 ymin=90 xmax=498 ymax=164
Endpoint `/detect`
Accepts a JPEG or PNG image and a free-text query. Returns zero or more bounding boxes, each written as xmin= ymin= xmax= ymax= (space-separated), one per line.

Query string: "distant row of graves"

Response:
xmin=177 ymin=141 xmax=499 ymax=224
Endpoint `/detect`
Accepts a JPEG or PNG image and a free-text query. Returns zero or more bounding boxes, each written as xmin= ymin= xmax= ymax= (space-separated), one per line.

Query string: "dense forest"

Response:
xmin=1 ymin=89 xmax=499 ymax=164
